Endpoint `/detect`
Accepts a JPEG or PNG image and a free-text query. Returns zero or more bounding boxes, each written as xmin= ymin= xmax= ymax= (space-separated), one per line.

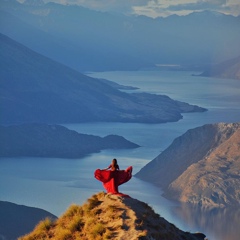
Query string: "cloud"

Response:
xmin=132 ymin=0 xmax=240 ymax=17
xmin=165 ymin=0 xmax=227 ymax=11
xmin=43 ymin=0 xmax=240 ymax=17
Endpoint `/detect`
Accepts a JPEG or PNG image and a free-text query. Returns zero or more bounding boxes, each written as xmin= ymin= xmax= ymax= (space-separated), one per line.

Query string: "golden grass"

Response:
xmin=19 ymin=217 xmax=54 ymax=240
xmin=62 ymin=204 xmax=84 ymax=218
xmin=18 ymin=192 xmax=204 ymax=240
xmin=53 ymin=228 xmax=72 ymax=240
xmin=91 ymin=223 xmax=106 ymax=237
xmin=36 ymin=217 xmax=53 ymax=231
xmin=68 ymin=216 xmax=84 ymax=232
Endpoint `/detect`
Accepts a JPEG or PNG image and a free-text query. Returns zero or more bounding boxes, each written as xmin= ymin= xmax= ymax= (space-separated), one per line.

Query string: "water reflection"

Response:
xmin=173 ymin=203 xmax=240 ymax=240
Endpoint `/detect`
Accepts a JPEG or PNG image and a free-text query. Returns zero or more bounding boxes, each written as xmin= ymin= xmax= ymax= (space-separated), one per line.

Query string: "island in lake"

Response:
xmin=0 ymin=124 xmax=139 ymax=158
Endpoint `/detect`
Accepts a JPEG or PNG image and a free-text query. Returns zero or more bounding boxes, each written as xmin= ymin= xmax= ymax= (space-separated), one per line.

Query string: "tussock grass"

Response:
xmin=91 ymin=223 xmax=106 ymax=237
xmin=53 ymin=228 xmax=72 ymax=240
xmin=82 ymin=194 xmax=102 ymax=215
xmin=108 ymin=204 xmax=118 ymax=213
xmin=83 ymin=217 xmax=95 ymax=231
xmin=37 ymin=217 xmax=53 ymax=232
xmin=62 ymin=204 xmax=83 ymax=218
xmin=103 ymin=228 xmax=112 ymax=239
xmin=88 ymin=194 xmax=100 ymax=208
xmin=138 ymin=229 xmax=148 ymax=239
xmin=19 ymin=217 xmax=54 ymax=240
xmin=68 ymin=216 xmax=84 ymax=232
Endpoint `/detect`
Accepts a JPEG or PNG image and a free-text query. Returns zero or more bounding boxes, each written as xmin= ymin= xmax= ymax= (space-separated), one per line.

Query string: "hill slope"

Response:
xmin=0 ymin=201 xmax=57 ymax=240
xmin=19 ymin=192 xmax=206 ymax=240
xmin=200 ymin=56 xmax=240 ymax=80
xmin=0 ymin=33 xmax=206 ymax=124
xmin=135 ymin=122 xmax=240 ymax=207
xmin=0 ymin=124 xmax=139 ymax=158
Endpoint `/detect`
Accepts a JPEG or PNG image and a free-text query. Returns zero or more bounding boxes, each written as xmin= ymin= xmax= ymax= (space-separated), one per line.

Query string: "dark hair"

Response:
xmin=112 ymin=158 xmax=117 ymax=166
xmin=112 ymin=158 xmax=119 ymax=170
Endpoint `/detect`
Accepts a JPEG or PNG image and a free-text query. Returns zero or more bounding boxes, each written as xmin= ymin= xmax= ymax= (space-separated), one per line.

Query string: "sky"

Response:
xmin=40 ymin=0 xmax=240 ymax=17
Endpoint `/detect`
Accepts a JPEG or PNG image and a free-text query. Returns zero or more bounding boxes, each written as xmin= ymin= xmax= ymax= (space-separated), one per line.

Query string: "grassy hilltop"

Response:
xmin=19 ymin=192 xmax=206 ymax=240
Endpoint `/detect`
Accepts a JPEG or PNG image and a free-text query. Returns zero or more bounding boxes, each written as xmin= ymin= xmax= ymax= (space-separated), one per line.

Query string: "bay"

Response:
xmin=0 ymin=70 xmax=240 ymax=240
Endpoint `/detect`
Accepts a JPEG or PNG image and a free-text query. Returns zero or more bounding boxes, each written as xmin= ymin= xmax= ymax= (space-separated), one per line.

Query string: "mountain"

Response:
xmin=0 ymin=124 xmax=139 ymax=158
xmin=135 ymin=122 xmax=240 ymax=208
xmin=0 ymin=201 xmax=57 ymax=240
xmin=199 ymin=56 xmax=240 ymax=80
xmin=18 ymin=192 xmax=206 ymax=240
xmin=0 ymin=1 xmax=151 ymax=71
xmin=1 ymin=1 xmax=239 ymax=71
xmin=0 ymin=33 xmax=206 ymax=124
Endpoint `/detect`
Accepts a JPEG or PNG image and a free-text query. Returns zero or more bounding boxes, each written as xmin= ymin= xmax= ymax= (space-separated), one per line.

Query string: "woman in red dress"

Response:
xmin=94 ymin=158 xmax=132 ymax=196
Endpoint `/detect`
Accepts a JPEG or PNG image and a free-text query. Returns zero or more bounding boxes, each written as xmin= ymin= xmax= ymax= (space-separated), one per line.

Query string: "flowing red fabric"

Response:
xmin=94 ymin=166 xmax=132 ymax=194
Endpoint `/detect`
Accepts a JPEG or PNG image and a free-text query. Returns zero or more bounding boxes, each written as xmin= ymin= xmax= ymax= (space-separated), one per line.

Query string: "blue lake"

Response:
xmin=0 ymin=71 xmax=240 ymax=240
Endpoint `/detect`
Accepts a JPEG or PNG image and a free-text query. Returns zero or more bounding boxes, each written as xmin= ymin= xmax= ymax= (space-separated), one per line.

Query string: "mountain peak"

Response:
xmin=19 ymin=192 xmax=206 ymax=240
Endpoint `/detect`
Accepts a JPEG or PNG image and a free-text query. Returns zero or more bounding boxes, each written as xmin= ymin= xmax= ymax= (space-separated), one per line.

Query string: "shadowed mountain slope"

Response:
xmin=0 ymin=124 xmax=139 ymax=158
xmin=19 ymin=192 xmax=206 ymax=240
xmin=135 ymin=122 xmax=240 ymax=207
xmin=0 ymin=201 xmax=57 ymax=240
xmin=0 ymin=33 xmax=206 ymax=124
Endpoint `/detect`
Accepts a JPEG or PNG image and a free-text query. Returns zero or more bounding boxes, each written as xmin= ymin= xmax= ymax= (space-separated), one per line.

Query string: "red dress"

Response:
xmin=94 ymin=166 xmax=132 ymax=196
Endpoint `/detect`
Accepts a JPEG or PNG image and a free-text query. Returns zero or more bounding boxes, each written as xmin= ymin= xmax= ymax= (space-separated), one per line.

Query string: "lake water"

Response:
xmin=0 ymin=71 xmax=240 ymax=240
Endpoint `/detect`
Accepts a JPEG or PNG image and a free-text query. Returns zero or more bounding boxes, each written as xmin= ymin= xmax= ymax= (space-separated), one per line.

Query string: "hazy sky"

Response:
xmin=41 ymin=0 xmax=240 ymax=17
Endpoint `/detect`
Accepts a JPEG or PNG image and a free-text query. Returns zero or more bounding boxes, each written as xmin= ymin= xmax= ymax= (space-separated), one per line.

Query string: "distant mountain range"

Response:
xmin=1 ymin=0 xmax=239 ymax=71
xmin=18 ymin=192 xmax=206 ymax=240
xmin=0 ymin=124 xmax=139 ymax=158
xmin=135 ymin=122 xmax=240 ymax=208
xmin=199 ymin=55 xmax=240 ymax=80
xmin=0 ymin=201 xmax=57 ymax=240
xmin=0 ymin=33 xmax=206 ymax=124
